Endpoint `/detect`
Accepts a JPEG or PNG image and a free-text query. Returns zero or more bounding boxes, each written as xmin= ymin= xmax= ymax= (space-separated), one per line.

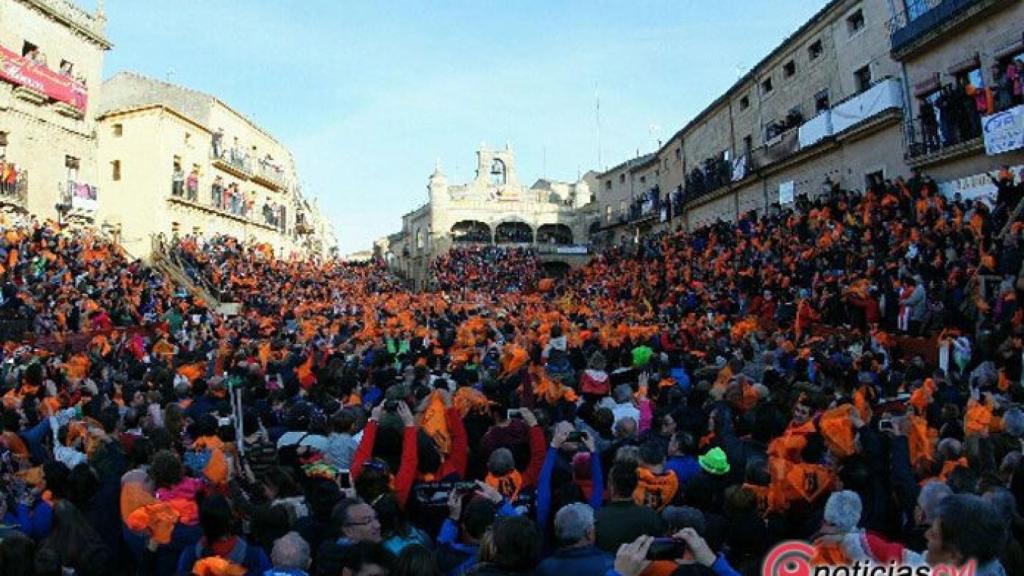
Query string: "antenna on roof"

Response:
xmin=166 ymin=68 xmax=175 ymax=83
xmin=595 ymin=83 xmax=602 ymax=171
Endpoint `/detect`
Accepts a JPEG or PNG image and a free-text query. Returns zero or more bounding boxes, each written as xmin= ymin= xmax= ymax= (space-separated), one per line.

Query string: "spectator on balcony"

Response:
xmin=212 ymin=128 xmax=224 ymax=158
xmin=172 ymin=163 xmax=184 ymax=197
xmin=186 ymin=168 xmax=199 ymax=202
xmin=993 ymin=63 xmax=1016 ymax=113
xmin=211 ymin=176 xmax=224 ymax=208
xmin=920 ymin=99 xmax=940 ymax=152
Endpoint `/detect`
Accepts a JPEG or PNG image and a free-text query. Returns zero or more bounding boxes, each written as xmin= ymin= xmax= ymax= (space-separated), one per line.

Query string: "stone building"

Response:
xmin=95 ymin=72 xmax=334 ymax=259
xmin=887 ymin=0 xmax=1024 ymax=203
xmin=0 ymin=0 xmax=110 ymax=221
xmin=591 ymin=0 xmax=908 ymax=240
xmin=387 ymin=146 xmax=596 ymax=286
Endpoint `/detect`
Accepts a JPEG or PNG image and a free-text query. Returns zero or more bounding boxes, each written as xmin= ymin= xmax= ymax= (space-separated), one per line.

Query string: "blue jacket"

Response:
xmin=536 ymin=447 xmax=603 ymax=544
xmin=665 ymin=455 xmax=700 ymax=486
xmin=535 ymin=545 xmax=612 ymax=576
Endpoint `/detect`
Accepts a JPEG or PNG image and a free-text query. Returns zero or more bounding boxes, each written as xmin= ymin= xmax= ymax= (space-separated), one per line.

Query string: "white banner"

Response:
xmin=983 ymin=105 xmax=1024 ymax=156
xmin=778 ymin=180 xmax=795 ymax=205
xmin=938 ymin=164 xmax=1024 ymax=206
xmin=555 ymin=245 xmax=588 ymax=255
xmin=732 ymin=154 xmax=747 ymax=182
xmin=69 ymin=181 xmax=97 ymax=211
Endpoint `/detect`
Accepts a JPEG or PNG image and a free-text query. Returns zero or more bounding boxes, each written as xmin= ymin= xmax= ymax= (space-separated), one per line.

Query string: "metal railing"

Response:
xmin=255 ymin=161 xmax=286 ymax=187
xmin=0 ymin=172 xmax=28 ymax=207
xmin=210 ymin=148 xmax=253 ymax=174
xmin=890 ymin=0 xmax=981 ymax=53
xmin=904 ymin=113 xmax=982 ymax=159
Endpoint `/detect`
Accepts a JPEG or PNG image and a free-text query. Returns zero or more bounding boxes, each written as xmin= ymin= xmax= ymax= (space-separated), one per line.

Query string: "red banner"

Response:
xmin=0 ymin=44 xmax=87 ymax=111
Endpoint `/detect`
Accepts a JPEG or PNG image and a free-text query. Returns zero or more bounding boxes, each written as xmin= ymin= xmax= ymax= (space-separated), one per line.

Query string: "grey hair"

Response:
xmin=554 ymin=503 xmax=595 ymax=544
xmin=917 ymin=481 xmax=952 ymax=524
xmin=824 ymin=490 xmax=862 ymax=533
xmin=1003 ymin=407 xmax=1024 ymax=438
xmin=614 ymin=417 xmax=637 ymax=439
xmin=488 ymin=448 xmax=516 ymax=476
xmin=271 ymin=531 xmax=310 ymax=570
xmin=613 ymin=384 xmax=633 ymax=404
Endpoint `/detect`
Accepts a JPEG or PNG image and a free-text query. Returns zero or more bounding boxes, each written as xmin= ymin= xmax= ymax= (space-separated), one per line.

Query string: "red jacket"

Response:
xmin=351 ymin=421 xmax=418 ymax=508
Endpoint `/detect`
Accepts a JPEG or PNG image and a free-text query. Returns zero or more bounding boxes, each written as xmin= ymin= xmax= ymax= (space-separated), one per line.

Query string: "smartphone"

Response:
xmin=878 ymin=417 xmax=895 ymax=433
xmin=507 ymin=409 xmax=522 ymax=419
xmin=566 ymin=431 xmax=588 ymax=443
xmin=646 ymin=538 xmax=687 ymax=561
xmin=383 ymin=400 xmax=399 ymax=412
xmin=338 ymin=469 xmax=352 ymax=489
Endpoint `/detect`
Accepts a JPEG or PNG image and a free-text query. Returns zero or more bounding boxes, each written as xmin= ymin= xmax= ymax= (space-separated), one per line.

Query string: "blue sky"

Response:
xmin=90 ymin=1 xmax=826 ymax=254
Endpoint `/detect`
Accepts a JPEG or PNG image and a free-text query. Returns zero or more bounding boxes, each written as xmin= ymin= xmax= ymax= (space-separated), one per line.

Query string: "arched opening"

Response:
xmin=495 ymin=221 xmax=533 ymax=244
xmin=536 ymin=223 xmax=573 ymax=245
xmin=490 ymin=158 xmax=507 ymax=186
xmin=588 ymin=221 xmax=602 ymax=236
xmin=450 ymin=220 xmax=491 ymax=243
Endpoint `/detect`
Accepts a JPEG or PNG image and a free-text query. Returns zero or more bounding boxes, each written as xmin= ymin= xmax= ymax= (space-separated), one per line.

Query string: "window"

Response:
xmin=814 ymin=89 xmax=830 ymax=113
xmin=639 ymin=175 xmax=646 ymax=185
xmin=865 ymin=170 xmax=884 ymax=189
xmin=846 ymin=9 xmax=865 ymax=35
xmin=619 ymin=200 xmax=627 ymax=217
xmin=605 ymin=205 xmax=612 ymax=223
xmin=722 ymin=150 xmax=732 ymax=162
xmin=605 ymin=180 xmax=612 ymax=190
xmin=739 ymin=95 xmax=750 ymax=110
xmin=112 ymin=123 xmax=123 ymax=137
xmin=742 ymin=135 xmax=753 ymax=153
xmin=0 ymin=132 xmax=8 ymax=159
xmin=184 ymin=132 xmax=192 ymax=146
xmin=854 ymin=65 xmax=872 ymax=93
xmin=783 ymin=60 xmax=797 ymax=78
xmin=619 ymin=173 xmax=625 ymax=184
xmin=112 ymin=160 xmax=121 ymax=181
xmin=808 ymin=40 xmax=823 ymax=60
xmin=65 ymin=155 xmax=79 ymax=183
xmin=761 ymin=77 xmax=774 ymax=95
xmin=674 ymin=147 xmax=681 ymax=160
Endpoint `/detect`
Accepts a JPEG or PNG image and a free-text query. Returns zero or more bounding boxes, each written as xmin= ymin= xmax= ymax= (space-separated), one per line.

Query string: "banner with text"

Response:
xmin=983 ymin=105 xmax=1024 ymax=156
xmin=0 ymin=44 xmax=88 ymax=111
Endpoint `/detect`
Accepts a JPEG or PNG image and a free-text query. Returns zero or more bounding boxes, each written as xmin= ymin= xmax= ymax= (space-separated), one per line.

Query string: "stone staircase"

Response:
xmin=150 ymin=235 xmax=238 ymax=314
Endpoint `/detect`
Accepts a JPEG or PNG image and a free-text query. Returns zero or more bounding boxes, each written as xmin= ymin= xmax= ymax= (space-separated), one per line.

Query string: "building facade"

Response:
xmin=590 ymin=0 xmax=909 ymax=239
xmin=387 ymin=147 xmax=596 ymax=286
xmin=887 ymin=0 xmax=1024 ymax=202
xmin=0 ymin=0 xmax=110 ymax=221
xmin=95 ymin=72 xmax=334 ymax=259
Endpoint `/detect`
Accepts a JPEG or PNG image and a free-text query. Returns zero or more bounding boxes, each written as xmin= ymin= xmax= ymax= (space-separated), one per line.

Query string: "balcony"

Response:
xmin=830 ymin=78 xmax=903 ymax=135
xmin=252 ymin=160 xmax=286 ymax=191
xmin=890 ymin=0 xmax=1012 ymax=60
xmin=904 ymin=112 xmax=983 ymax=166
xmin=0 ymin=167 xmax=29 ymax=211
xmin=210 ymin=148 xmax=252 ymax=180
xmin=799 ymin=111 xmax=833 ymax=149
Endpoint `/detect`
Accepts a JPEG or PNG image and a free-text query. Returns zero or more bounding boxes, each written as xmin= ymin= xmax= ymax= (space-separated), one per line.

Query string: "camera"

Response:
xmin=383 ymin=400 xmax=400 ymax=412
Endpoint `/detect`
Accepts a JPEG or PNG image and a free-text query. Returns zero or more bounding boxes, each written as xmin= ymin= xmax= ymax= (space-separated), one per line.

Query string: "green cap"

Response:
xmin=698 ymin=447 xmax=730 ymax=475
xmin=631 ymin=345 xmax=654 ymax=368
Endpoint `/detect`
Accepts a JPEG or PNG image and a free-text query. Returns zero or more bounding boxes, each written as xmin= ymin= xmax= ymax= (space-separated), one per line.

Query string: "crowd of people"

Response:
xmin=430 ymin=247 xmax=539 ymax=294
xmin=0 ymin=167 xmax=1023 ymax=576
